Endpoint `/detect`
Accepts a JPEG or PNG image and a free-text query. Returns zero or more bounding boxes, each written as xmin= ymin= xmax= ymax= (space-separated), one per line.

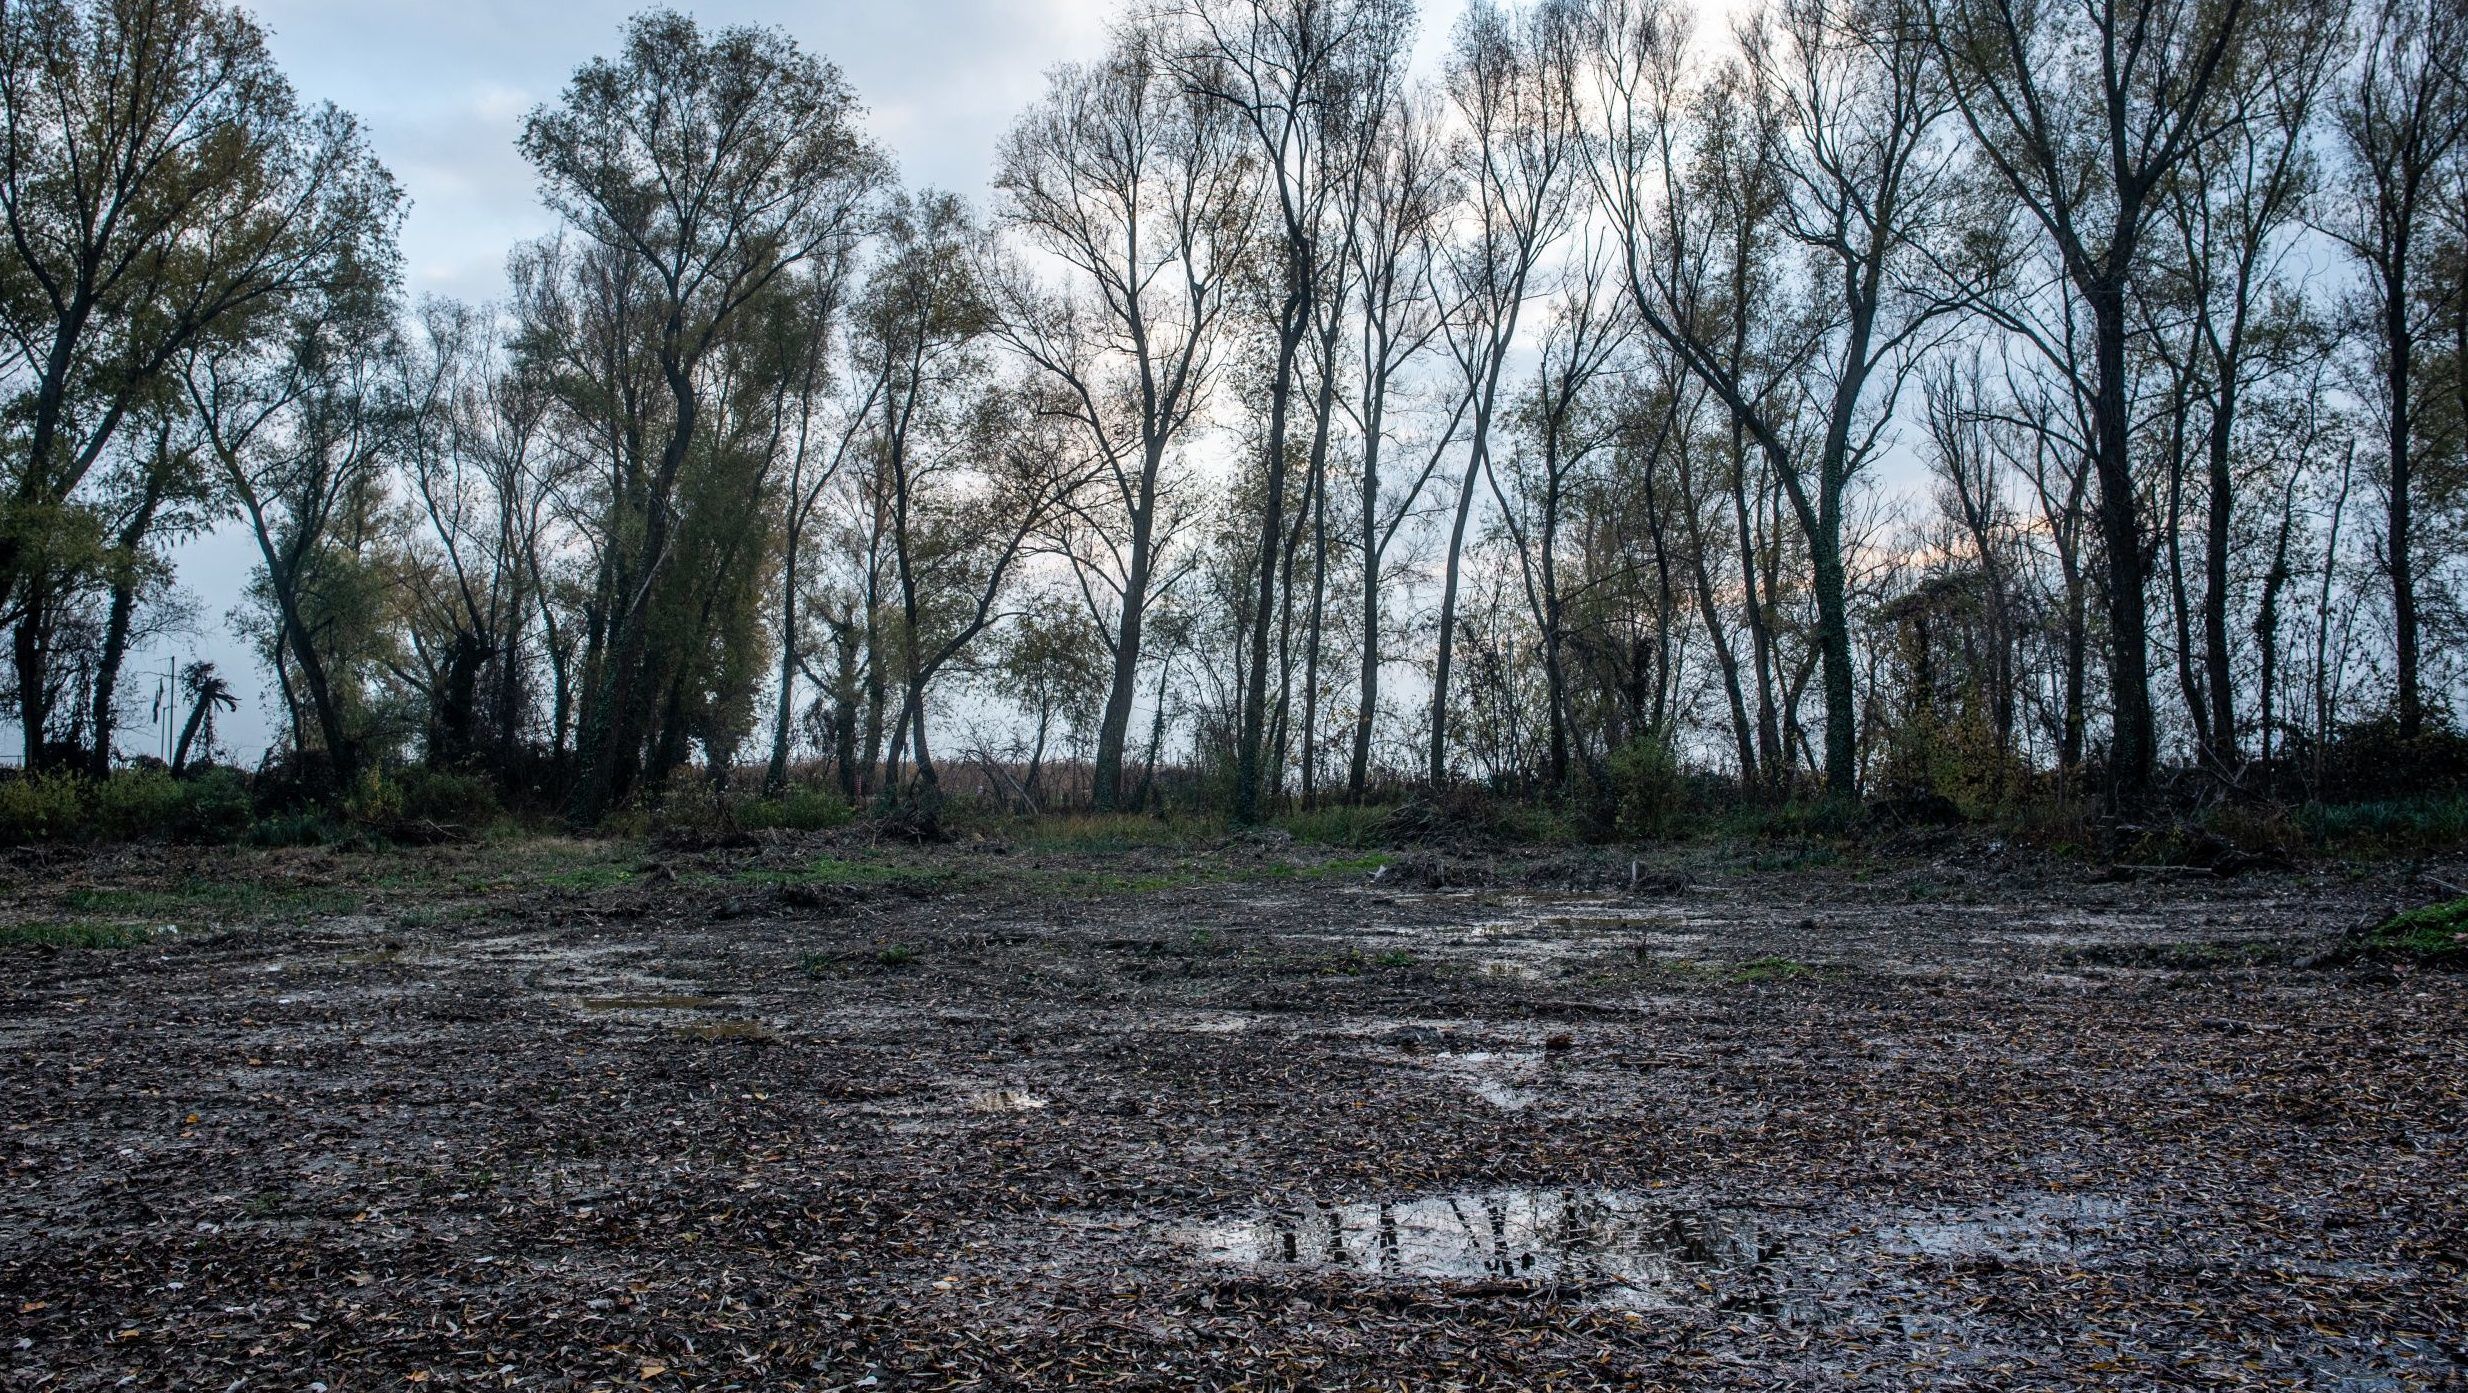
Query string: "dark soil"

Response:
xmin=2 ymin=833 xmax=2463 ymax=1390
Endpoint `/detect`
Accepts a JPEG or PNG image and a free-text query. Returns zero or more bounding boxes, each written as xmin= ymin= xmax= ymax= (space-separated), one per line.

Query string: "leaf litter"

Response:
xmin=0 ymin=835 xmax=2462 ymax=1389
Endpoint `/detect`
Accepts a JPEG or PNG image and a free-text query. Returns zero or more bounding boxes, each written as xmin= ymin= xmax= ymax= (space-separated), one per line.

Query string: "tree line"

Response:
xmin=2 ymin=0 xmax=2462 ymax=826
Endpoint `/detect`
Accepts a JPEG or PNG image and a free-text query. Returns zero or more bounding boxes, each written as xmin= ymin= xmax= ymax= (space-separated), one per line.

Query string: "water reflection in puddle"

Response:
xmin=1425 ymin=1050 xmax=1546 ymax=1110
xmin=1189 ymin=1188 xmax=1781 ymax=1310
xmin=1876 ymin=1194 xmax=2128 ymax=1260
xmin=967 ymin=1089 xmax=1050 ymax=1112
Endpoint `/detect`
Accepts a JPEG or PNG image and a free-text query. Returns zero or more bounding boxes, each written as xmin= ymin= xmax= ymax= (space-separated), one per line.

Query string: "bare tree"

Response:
xmin=1171 ymin=0 xmax=1410 ymax=820
xmin=2151 ymin=1 xmax=2338 ymax=771
xmin=1919 ymin=0 xmax=2309 ymax=804
xmin=994 ymin=20 xmax=1257 ymax=809
xmin=1431 ymin=0 xmax=1585 ymax=786
xmin=2323 ymin=0 xmax=2465 ymax=740
xmin=1584 ymin=0 xmax=1959 ymax=800
xmin=764 ymin=253 xmax=861 ymax=794
xmin=1341 ymin=84 xmax=1459 ymax=797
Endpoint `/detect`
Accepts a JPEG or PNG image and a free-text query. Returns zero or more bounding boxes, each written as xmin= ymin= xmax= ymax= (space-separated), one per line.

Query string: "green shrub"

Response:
xmin=1606 ymin=735 xmax=1684 ymax=840
xmin=343 ymin=769 xmax=404 ymax=827
xmin=88 ymin=769 xmax=188 ymax=840
xmin=2295 ymin=796 xmax=2468 ymax=857
xmin=395 ymin=768 xmax=502 ymax=826
xmin=177 ymin=768 xmax=255 ymax=842
xmin=1277 ymin=803 xmax=1392 ymax=848
xmin=742 ymin=786 xmax=854 ymax=832
xmin=0 ymin=773 xmax=86 ymax=845
xmin=247 ymin=810 xmax=352 ymax=847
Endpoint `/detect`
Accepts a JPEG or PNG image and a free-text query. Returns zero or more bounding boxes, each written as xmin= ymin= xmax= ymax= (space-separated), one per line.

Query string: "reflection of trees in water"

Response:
xmin=1245 ymin=1188 xmax=1769 ymax=1302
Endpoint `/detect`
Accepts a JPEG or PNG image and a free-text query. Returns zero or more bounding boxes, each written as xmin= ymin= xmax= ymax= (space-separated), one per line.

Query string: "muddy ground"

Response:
xmin=1 ymin=830 xmax=2463 ymax=1390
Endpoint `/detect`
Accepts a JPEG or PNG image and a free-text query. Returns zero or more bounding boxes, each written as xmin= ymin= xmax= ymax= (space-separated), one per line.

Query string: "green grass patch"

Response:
xmin=0 ymin=920 xmax=158 ymax=949
xmin=736 ymin=855 xmax=971 ymax=891
xmin=2293 ymin=797 xmax=2468 ymax=858
xmin=1268 ymin=852 xmax=1391 ymax=881
xmin=544 ymin=863 xmax=637 ymax=891
xmin=57 ymin=882 xmax=359 ymax=922
xmin=2357 ymin=897 xmax=2468 ymax=966
xmin=1728 ymin=955 xmax=1823 ymax=983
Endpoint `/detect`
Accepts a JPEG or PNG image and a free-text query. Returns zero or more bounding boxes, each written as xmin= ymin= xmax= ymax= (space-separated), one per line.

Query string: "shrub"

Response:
xmin=395 ymin=768 xmax=503 ymax=827
xmin=246 ymin=809 xmax=353 ymax=847
xmin=1606 ymin=735 xmax=1684 ymax=841
xmin=88 ymin=769 xmax=188 ymax=840
xmin=2295 ymin=796 xmax=2468 ymax=857
xmin=2299 ymin=719 xmax=2468 ymax=802
xmin=177 ymin=768 xmax=255 ymax=842
xmin=0 ymin=773 xmax=86 ymax=845
xmin=742 ymin=786 xmax=854 ymax=832
xmin=870 ymin=783 xmax=947 ymax=842
xmin=343 ymin=769 xmax=404 ymax=827
xmin=1277 ymin=803 xmax=1391 ymax=848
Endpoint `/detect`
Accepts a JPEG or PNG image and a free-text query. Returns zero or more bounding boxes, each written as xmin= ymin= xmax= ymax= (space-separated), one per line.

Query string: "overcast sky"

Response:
xmin=249 ymin=0 xmax=1135 ymax=306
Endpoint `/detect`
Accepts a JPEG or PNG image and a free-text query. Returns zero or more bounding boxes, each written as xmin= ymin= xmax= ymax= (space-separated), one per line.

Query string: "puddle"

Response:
xmin=1423 ymin=1050 xmax=1551 ymax=1110
xmin=1327 ymin=898 xmax=1727 ymax=980
xmin=1186 ymin=1188 xmax=1781 ymax=1310
xmin=967 ymin=1089 xmax=1050 ymax=1113
xmin=1874 ymin=1194 xmax=2128 ymax=1261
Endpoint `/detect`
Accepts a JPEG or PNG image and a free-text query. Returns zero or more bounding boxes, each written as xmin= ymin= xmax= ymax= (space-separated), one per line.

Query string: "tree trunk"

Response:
xmin=1351 ymin=423 xmax=1383 ymax=801
xmin=2203 ymin=376 xmax=2238 ymax=766
xmin=1429 ymin=446 xmax=1483 ymax=787
xmin=1090 ymin=445 xmax=1161 ymax=812
xmin=767 ymin=524 xmax=800 ymax=794
xmin=1236 ymin=278 xmax=1307 ymax=824
xmin=2386 ymin=284 xmax=2419 ymax=740
xmin=2089 ymin=283 xmax=2155 ymax=805
xmin=13 ymin=584 xmax=52 ymax=771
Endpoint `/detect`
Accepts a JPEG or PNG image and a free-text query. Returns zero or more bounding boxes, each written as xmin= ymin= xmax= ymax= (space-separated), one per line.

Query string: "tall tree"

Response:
xmin=1921 ymin=0 xmax=2306 ymax=804
xmin=0 ymin=0 xmax=400 ymax=767
xmin=2155 ymin=0 xmax=2338 ymax=769
xmin=521 ymin=9 xmax=884 ymax=819
xmin=1584 ymin=0 xmax=1957 ymax=800
xmin=1172 ymin=0 xmax=1410 ymax=821
xmin=1342 ymin=83 xmax=1459 ymax=798
xmin=994 ymin=20 xmax=1257 ymax=810
xmin=2324 ymin=0 xmax=2465 ymax=740
xmin=184 ymin=288 xmax=411 ymax=789
xmin=1432 ymin=0 xmax=1584 ymax=786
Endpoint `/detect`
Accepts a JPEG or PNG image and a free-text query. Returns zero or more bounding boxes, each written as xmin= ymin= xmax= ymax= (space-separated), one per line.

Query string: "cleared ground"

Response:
xmin=2 ymin=830 xmax=2463 ymax=1390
